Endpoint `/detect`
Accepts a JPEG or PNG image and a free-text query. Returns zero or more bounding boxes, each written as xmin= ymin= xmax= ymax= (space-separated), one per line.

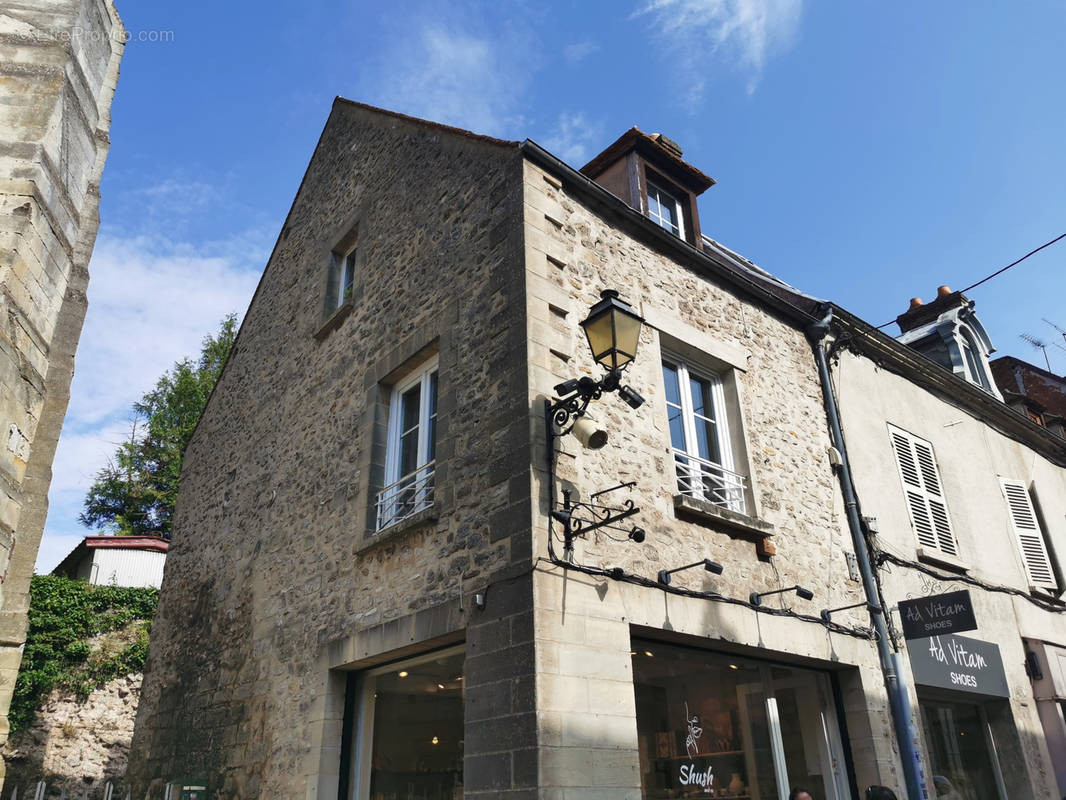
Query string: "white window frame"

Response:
xmin=337 ymin=249 xmax=357 ymax=308
xmin=999 ymin=478 xmax=1058 ymax=590
xmin=646 ymin=180 xmax=686 ymax=239
xmin=662 ymin=353 xmax=746 ymax=513
xmin=377 ymin=357 xmax=438 ymax=530
xmin=888 ymin=424 xmax=958 ymax=557
xmin=349 ymin=644 xmax=465 ymax=800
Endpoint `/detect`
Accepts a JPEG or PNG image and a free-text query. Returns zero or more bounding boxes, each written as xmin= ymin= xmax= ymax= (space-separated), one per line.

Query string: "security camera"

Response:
xmin=618 ymin=385 xmax=645 ymax=409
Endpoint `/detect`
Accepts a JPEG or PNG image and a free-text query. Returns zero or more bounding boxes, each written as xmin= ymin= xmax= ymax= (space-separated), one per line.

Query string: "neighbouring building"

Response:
xmin=127 ymin=101 xmax=1066 ymax=800
xmin=990 ymin=355 xmax=1066 ymax=437
xmin=53 ymin=535 xmax=168 ymax=589
xmin=0 ymin=0 xmax=125 ymax=779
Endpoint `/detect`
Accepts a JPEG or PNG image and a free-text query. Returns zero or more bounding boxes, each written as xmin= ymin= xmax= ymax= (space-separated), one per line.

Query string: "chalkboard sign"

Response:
xmin=898 ymin=589 xmax=977 ymax=640
xmin=907 ymin=633 xmax=1009 ymax=698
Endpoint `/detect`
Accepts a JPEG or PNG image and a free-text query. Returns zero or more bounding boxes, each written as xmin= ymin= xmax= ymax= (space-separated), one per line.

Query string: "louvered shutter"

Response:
xmin=889 ymin=426 xmax=958 ymax=556
xmin=1000 ymin=478 xmax=1057 ymax=589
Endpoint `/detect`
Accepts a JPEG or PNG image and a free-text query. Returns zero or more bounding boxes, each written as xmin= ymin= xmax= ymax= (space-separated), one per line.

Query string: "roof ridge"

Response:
xmin=333 ymin=97 xmax=520 ymax=148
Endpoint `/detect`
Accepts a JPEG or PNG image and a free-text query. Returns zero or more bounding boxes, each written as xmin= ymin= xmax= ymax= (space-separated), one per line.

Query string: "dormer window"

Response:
xmin=647 ymin=180 xmax=685 ymax=239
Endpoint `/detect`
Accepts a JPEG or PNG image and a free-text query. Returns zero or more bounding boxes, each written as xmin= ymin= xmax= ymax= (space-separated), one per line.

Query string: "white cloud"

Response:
xmin=37 ymin=216 xmax=268 ymax=573
xmin=636 ymin=0 xmax=803 ymax=95
xmin=564 ymin=39 xmax=599 ymax=65
xmin=361 ymin=22 xmax=535 ymax=138
xmin=542 ymin=112 xmax=605 ymax=166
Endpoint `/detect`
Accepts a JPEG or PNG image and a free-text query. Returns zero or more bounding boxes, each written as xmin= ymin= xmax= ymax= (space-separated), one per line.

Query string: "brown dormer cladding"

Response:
xmin=580 ymin=127 xmax=715 ymax=246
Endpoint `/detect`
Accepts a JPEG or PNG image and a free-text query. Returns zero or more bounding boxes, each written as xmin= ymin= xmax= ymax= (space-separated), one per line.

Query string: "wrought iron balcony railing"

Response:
xmin=375 ymin=461 xmax=435 ymax=531
xmin=672 ymin=449 xmax=747 ymax=514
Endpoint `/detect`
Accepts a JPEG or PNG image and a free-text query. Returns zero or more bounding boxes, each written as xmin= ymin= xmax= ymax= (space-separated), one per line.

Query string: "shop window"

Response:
xmin=347 ymin=647 xmax=464 ymax=800
xmin=918 ymin=698 xmax=1007 ymax=800
xmin=377 ymin=358 xmax=438 ymax=531
xmin=888 ymin=425 xmax=958 ymax=558
xmin=632 ymin=641 xmax=851 ymax=800
xmin=662 ymin=355 xmax=746 ymax=514
xmin=999 ymin=478 xmax=1058 ymax=591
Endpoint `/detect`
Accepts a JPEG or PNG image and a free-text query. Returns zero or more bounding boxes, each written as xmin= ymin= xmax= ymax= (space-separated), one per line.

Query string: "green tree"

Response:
xmin=79 ymin=315 xmax=237 ymax=538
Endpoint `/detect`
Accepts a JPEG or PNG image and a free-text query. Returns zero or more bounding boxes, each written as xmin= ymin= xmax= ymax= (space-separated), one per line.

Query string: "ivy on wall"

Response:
xmin=10 ymin=575 xmax=158 ymax=732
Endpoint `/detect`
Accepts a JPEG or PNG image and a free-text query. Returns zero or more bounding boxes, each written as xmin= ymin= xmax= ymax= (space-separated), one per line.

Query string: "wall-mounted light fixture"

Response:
xmin=547 ymin=290 xmax=646 ymax=438
xmin=657 ymin=559 xmax=724 ymax=586
xmin=545 ymin=290 xmax=648 ymax=563
xmin=819 ymin=600 xmax=881 ymax=623
xmin=749 ymin=585 xmax=814 ymax=606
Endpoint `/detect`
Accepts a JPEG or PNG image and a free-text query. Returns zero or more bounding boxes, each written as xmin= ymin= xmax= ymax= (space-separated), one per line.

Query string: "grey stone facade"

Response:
xmin=0 ymin=0 xmax=124 ymax=774
xmin=128 ymin=101 xmax=1066 ymax=800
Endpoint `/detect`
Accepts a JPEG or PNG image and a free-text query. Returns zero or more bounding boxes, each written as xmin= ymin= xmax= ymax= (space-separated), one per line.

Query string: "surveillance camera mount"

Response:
xmin=553 ymin=485 xmax=642 ymax=562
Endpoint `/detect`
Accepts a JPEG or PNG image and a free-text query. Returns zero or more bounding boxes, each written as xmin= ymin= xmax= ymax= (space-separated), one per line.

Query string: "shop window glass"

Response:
xmin=350 ymin=648 xmax=464 ymax=800
xmin=919 ymin=699 xmax=1005 ymax=800
xmin=632 ymin=642 xmax=849 ymax=800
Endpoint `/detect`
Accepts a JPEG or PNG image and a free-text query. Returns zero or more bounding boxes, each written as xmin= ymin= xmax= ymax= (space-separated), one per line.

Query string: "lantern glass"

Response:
xmin=580 ymin=290 xmax=644 ymax=372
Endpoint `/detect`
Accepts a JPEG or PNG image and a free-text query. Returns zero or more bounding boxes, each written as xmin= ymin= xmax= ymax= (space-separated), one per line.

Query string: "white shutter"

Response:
xmin=1000 ymin=478 xmax=1057 ymax=589
xmin=889 ymin=426 xmax=958 ymax=556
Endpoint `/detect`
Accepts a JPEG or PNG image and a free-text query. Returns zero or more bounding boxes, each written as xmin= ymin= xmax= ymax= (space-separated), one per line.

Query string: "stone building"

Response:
xmin=0 ymin=0 xmax=125 ymax=775
xmin=128 ymin=100 xmax=1066 ymax=800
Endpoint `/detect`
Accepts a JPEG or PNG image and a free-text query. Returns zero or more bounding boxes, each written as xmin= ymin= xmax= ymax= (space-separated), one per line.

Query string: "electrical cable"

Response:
xmin=874 ymin=231 xmax=1066 ymax=330
xmin=875 ymin=549 xmax=1066 ymax=613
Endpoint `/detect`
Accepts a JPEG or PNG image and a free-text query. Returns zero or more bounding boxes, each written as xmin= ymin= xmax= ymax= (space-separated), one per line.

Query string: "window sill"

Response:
xmin=314 ymin=301 xmax=354 ymax=340
xmin=673 ymin=494 xmax=774 ymax=540
xmin=358 ymin=506 xmax=438 ymax=553
xmin=916 ymin=547 xmax=971 ymax=573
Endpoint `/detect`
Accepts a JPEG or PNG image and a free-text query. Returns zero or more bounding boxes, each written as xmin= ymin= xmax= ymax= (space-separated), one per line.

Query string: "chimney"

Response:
xmin=651 ymin=133 xmax=683 ymax=159
xmin=896 ymin=285 xmax=967 ymax=335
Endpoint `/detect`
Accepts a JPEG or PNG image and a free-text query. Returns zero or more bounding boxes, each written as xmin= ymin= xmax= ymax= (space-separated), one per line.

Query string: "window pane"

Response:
xmin=668 ymin=405 xmax=686 ymax=451
xmin=367 ymin=650 xmax=465 ymax=800
xmin=694 ymin=417 xmax=721 ymax=465
xmin=662 ymin=362 xmax=681 ymax=406
xmin=402 ymin=385 xmax=421 ymax=433
xmin=427 ymin=372 xmax=438 ymax=463
xmin=633 ymin=643 xmax=781 ymax=800
xmin=400 ymin=430 xmax=419 ymax=476
xmin=341 ymin=252 xmax=356 ymax=301
xmin=689 ymin=375 xmax=714 ymax=421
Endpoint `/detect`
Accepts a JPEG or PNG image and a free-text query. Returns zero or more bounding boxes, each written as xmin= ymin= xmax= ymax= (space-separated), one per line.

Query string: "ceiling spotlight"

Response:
xmin=398 ymin=671 xmax=408 ymax=678
xmin=749 ymin=585 xmax=814 ymax=607
xmin=657 ymin=558 xmax=724 ymax=586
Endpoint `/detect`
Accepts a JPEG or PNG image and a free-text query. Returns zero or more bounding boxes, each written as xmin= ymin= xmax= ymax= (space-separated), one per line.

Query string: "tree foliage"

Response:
xmin=10 ymin=575 xmax=158 ymax=732
xmin=79 ymin=315 xmax=237 ymax=538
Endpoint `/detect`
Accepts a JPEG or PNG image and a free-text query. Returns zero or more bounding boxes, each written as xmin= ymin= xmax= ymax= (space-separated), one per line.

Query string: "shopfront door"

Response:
xmin=918 ymin=698 xmax=1007 ymax=800
xmin=632 ymin=641 xmax=852 ymax=800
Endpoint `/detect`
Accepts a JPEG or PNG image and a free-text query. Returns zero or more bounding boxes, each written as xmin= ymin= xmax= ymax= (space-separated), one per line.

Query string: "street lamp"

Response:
xmin=548 ymin=290 xmax=646 ymax=438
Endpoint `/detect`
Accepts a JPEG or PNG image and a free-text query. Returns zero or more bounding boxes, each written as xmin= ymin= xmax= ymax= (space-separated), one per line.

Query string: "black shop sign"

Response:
xmin=898 ymin=589 xmax=977 ymax=640
xmin=907 ymin=633 xmax=1009 ymax=698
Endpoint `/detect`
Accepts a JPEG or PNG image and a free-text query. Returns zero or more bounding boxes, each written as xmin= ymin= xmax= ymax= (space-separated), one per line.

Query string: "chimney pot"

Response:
xmin=937 ymin=285 xmax=952 ymax=298
xmin=909 ymin=297 xmax=923 ymax=310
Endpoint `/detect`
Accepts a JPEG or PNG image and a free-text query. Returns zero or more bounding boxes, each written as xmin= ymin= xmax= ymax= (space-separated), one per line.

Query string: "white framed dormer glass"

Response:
xmin=377 ymin=358 xmax=438 ymax=531
xmin=662 ymin=355 xmax=745 ymax=513
xmin=646 ymin=180 xmax=686 ymax=239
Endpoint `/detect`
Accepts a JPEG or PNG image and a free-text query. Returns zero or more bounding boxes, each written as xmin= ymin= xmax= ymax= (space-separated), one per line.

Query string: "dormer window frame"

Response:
xmin=646 ymin=179 xmax=686 ymax=240
xmin=640 ymin=166 xmax=697 ymax=245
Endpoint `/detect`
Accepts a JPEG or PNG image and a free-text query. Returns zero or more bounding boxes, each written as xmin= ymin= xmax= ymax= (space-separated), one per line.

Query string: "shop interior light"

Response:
xmin=749 ymin=585 xmax=814 ymax=606
xmin=657 ymin=558 xmax=724 ymax=586
xmin=643 ymin=650 xmax=654 ymax=658
xmin=398 ymin=671 xmax=408 ymax=678
xmin=431 ymin=736 xmax=439 ymax=745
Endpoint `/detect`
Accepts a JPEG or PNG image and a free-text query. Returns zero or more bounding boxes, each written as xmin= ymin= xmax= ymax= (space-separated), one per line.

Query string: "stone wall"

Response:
xmin=3 ymin=674 xmax=141 ymax=794
xmin=127 ymin=102 xmax=535 ymax=798
xmin=0 ymin=0 xmax=124 ymax=776
xmin=520 ymin=158 xmax=900 ymax=796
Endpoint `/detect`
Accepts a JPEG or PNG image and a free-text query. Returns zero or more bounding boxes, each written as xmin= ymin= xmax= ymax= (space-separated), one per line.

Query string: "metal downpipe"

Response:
xmin=807 ymin=308 xmax=928 ymax=800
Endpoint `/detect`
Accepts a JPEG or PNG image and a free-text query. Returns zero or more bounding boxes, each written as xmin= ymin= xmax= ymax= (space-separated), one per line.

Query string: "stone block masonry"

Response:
xmin=0 ymin=0 xmax=124 ymax=782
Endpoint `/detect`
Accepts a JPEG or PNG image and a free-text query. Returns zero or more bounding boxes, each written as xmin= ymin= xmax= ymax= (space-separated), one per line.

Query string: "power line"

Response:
xmin=875 ymin=231 xmax=1066 ymax=330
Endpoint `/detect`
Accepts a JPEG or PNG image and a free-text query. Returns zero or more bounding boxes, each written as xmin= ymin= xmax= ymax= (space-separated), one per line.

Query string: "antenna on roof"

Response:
xmin=1020 ymin=332 xmax=1053 ymax=371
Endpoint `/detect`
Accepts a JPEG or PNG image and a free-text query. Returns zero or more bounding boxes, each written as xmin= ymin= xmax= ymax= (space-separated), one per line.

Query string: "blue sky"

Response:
xmin=38 ymin=0 xmax=1066 ymax=571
